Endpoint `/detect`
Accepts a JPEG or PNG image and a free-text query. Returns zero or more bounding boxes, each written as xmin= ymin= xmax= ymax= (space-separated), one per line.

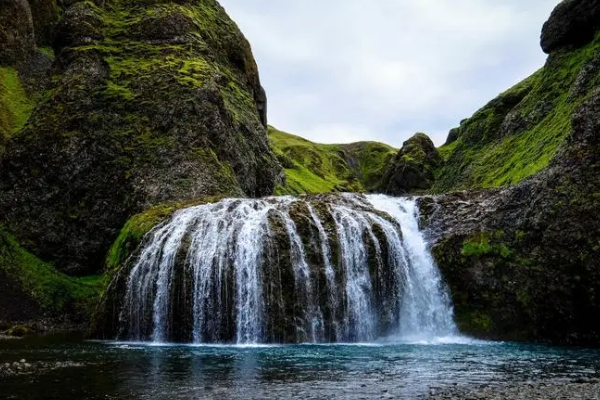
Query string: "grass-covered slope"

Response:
xmin=0 ymin=227 xmax=103 ymax=328
xmin=269 ymin=126 xmax=396 ymax=195
xmin=433 ymin=31 xmax=600 ymax=192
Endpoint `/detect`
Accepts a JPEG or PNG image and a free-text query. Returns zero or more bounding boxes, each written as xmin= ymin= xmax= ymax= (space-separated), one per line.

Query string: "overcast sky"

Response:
xmin=219 ymin=0 xmax=560 ymax=147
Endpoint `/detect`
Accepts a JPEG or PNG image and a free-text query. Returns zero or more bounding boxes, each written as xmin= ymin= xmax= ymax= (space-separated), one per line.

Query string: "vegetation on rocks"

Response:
xmin=420 ymin=77 xmax=600 ymax=344
xmin=433 ymin=30 xmax=600 ymax=192
xmin=378 ymin=132 xmax=442 ymax=195
xmin=0 ymin=67 xmax=34 ymax=155
xmin=0 ymin=0 xmax=281 ymax=275
xmin=269 ymin=126 xmax=396 ymax=195
xmin=0 ymin=227 xmax=103 ymax=325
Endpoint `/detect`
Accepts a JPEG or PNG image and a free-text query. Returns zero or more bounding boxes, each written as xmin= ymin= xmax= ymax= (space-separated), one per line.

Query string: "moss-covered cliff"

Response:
xmin=269 ymin=126 xmax=396 ymax=195
xmin=0 ymin=0 xmax=282 ymax=275
xmin=420 ymin=0 xmax=600 ymax=346
xmin=0 ymin=227 xmax=103 ymax=333
xmin=433 ymin=28 xmax=600 ymax=192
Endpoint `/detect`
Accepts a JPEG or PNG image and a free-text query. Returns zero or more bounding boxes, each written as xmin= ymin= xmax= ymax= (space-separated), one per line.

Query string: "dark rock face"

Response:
xmin=0 ymin=0 xmax=282 ymax=275
xmin=0 ymin=0 xmax=36 ymax=65
xmin=0 ymin=269 xmax=41 ymax=323
xmin=420 ymin=89 xmax=600 ymax=345
xmin=29 ymin=0 xmax=60 ymax=46
xmin=379 ymin=133 xmax=442 ymax=195
xmin=541 ymin=0 xmax=600 ymax=54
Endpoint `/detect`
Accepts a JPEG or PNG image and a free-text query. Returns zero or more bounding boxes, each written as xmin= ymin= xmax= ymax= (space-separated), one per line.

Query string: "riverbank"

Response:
xmin=428 ymin=381 xmax=600 ymax=400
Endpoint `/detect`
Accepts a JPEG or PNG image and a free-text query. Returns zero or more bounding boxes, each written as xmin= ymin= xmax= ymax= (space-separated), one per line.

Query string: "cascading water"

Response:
xmin=366 ymin=195 xmax=458 ymax=341
xmin=118 ymin=194 xmax=457 ymax=344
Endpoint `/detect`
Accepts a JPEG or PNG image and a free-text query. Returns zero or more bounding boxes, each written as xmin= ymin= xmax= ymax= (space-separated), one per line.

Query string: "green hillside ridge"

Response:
xmin=269 ymin=31 xmax=600 ymax=198
xmin=433 ymin=30 xmax=600 ymax=192
xmin=269 ymin=126 xmax=396 ymax=195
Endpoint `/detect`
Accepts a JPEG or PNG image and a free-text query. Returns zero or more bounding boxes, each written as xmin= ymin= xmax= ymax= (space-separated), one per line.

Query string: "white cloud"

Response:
xmin=219 ymin=0 xmax=561 ymax=146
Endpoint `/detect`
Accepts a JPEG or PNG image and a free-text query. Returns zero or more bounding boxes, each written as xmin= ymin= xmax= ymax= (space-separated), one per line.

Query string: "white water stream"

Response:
xmin=120 ymin=195 xmax=458 ymax=344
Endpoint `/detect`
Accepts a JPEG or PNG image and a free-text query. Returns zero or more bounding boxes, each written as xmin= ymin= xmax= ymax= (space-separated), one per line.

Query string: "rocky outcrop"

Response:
xmin=0 ymin=0 xmax=282 ymax=275
xmin=417 ymin=0 xmax=600 ymax=346
xmin=420 ymin=86 xmax=600 ymax=345
xmin=0 ymin=227 xmax=102 ymax=332
xmin=0 ymin=0 xmax=55 ymax=157
xmin=378 ymin=133 xmax=442 ymax=195
xmin=93 ymin=194 xmax=410 ymax=343
xmin=541 ymin=0 xmax=600 ymax=54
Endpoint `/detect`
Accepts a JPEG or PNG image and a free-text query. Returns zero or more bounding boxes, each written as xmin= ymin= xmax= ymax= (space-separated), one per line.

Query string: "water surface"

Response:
xmin=2 ymin=335 xmax=600 ymax=399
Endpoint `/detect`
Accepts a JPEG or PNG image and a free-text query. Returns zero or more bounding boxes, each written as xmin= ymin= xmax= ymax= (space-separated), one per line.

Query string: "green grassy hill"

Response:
xmin=269 ymin=126 xmax=396 ymax=195
xmin=433 ymin=30 xmax=600 ymax=192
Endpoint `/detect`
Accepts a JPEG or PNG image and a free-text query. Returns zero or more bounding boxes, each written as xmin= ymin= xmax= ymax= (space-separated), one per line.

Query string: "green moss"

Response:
xmin=0 ymin=67 xmax=34 ymax=142
xmin=0 ymin=228 xmax=103 ymax=317
xmin=106 ymin=203 xmax=180 ymax=271
xmin=39 ymin=46 xmax=55 ymax=60
xmin=457 ymin=310 xmax=493 ymax=334
xmin=462 ymin=231 xmax=513 ymax=259
xmin=106 ymin=196 xmax=225 ymax=271
xmin=4 ymin=324 xmax=32 ymax=337
xmin=270 ymin=126 xmax=396 ymax=195
xmin=434 ymin=32 xmax=600 ymax=192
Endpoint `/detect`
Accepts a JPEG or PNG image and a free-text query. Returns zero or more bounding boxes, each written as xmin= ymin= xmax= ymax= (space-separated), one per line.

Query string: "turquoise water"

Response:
xmin=1 ymin=336 xmax=600 ymax=399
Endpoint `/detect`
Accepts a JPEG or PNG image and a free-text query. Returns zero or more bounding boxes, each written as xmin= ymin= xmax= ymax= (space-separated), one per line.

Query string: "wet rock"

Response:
xmin=0 ymin=360 xmax=85 ymax=377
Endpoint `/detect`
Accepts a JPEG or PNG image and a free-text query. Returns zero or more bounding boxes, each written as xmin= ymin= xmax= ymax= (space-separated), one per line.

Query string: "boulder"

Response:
xmin=541 ymin=0 xmax=600 ymax=54
xmin=378 ymin=133 xmax=442 ymax=195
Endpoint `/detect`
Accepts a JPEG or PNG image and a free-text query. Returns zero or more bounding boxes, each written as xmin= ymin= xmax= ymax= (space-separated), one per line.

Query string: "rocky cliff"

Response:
xmin=0 ymin=0 xmax=282 ymax=275
xmin=420 ymin=0 xmax=600 ymax=345
xmin=0 ymin=0 xmax=283 ymax=333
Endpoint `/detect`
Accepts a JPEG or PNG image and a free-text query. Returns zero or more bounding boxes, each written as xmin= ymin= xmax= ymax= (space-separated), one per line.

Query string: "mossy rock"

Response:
xmin=378 ymin=132 xmax=442 ymax=195
xmin=0 ymin=0 xmax=282 ymax=275
xmin=0 ymin=226 xmax=103 ymax=326
xmin=4 ymin=324 xmax=33 ymax=337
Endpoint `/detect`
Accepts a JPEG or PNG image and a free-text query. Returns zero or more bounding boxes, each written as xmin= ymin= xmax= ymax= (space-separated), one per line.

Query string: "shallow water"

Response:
xmin=1 ymin=335 xmax=600 ymax=400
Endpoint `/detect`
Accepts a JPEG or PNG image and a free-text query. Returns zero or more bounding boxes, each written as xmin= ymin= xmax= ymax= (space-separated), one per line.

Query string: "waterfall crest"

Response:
xmin=118 ymin=194 xmax=457 ymax=344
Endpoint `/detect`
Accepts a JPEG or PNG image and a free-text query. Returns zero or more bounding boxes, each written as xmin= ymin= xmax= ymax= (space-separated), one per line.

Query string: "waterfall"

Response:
xmin=118 ymin=195 xmax=457 ymax=344
xmin=366 ymin=195 xmax=457 ymax=340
